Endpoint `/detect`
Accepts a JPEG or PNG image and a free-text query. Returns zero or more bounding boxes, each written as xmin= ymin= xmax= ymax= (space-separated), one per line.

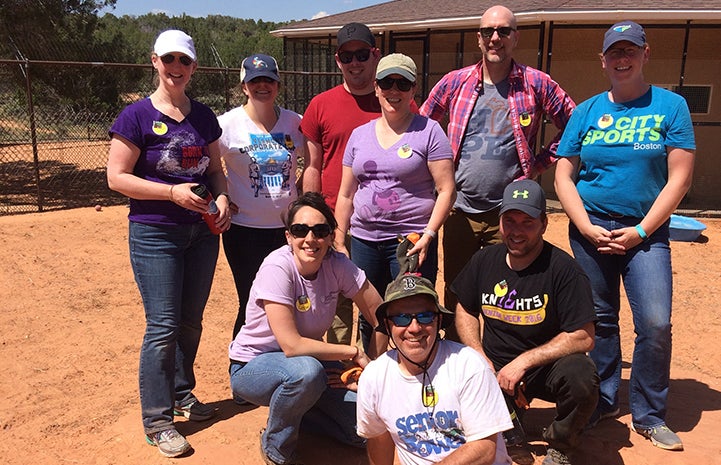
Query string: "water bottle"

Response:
xmin=190 ymin=184 xmax=222 ymax=235
xmin=502 ymin=394 xmax=527 ymax=447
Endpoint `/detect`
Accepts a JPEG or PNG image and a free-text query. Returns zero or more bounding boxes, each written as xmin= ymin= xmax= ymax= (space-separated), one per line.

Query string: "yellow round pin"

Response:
xmin=152 ymin=121 xmax=168 ymax=135
xmin=295 ymin=295 xmax=311 ymax=312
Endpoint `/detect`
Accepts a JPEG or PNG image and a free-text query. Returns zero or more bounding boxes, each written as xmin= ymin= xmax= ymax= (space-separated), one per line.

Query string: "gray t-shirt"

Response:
xmin=454 ymin=80 xmax=522 ymax=213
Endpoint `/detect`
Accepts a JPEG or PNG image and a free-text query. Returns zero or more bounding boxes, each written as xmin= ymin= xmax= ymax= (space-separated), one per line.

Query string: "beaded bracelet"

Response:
xmin=423 ymin=228 xmax=437 ymax=239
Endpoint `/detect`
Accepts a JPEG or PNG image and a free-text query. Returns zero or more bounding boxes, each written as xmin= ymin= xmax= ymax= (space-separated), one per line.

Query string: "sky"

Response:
xmin=101 ymin=0 xmax=391 ymax=22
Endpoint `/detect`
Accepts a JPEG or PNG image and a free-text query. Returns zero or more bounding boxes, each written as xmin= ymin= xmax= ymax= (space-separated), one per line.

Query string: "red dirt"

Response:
xmin=1 ymin=206 xmax=719 ymax=464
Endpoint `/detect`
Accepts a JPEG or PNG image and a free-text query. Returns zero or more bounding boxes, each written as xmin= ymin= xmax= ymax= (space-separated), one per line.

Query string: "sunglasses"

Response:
xmin=160 ymin=54 xmax=194 ymax=66
xmin=249 ymin=76 xmax=277 ymax=84
xmin=604 ymin=46 xmax=643 ymax=59
xmin=388 ymin=311 xmax=437 ymax=327
xmin=289 ymin=223 xmax=333 ymax=239
xmin=479 ymin=26 xmax=516 ymax=39
xmin=337 ymin=48 xmax=372 ymax=64
xmin=376 ymin=77 xmax=414 ymax=92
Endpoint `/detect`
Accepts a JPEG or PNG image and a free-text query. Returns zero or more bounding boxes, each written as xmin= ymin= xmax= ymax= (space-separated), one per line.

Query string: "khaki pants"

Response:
xmin=441 ymin=207 xmax=502 ymax=340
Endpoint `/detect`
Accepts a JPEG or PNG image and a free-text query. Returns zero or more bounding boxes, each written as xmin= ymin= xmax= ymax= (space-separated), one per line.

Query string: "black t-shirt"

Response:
xmin=450 ymin=241 xmax=596 ymax=370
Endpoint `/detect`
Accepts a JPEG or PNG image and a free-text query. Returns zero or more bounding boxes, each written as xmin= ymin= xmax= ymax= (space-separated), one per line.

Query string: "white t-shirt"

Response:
xmin=217 ymin=105 xmax=304 ymax=228
xmin=228 ymin=246 xmax=365 ymax=362
xmin=357 ymin=340 xmax=513 ymax=465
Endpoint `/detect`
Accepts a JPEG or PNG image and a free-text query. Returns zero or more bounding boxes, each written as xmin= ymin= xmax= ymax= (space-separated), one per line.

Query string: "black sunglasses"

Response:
xmin=249 ymin=76 xmax=277 ymax=84
xmin=337 ymin=48 xmax=371 ymax=64
xmin=479 ymin=26 xmax=516 ymax=39
xmin=388 ymin=311 xmax=437 ymax=327
xmin=160 ymin=54 xmax=194 ymax=66
xmin=289 ymin=223 xmax=332 ymax=239
xmin=376 ymin=77 xmax=414 ymax=92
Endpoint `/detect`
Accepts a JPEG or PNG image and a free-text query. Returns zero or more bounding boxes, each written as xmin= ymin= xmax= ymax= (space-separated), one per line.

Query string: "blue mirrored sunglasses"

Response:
xmin=388 ymin=311 xmax=437 ymax=327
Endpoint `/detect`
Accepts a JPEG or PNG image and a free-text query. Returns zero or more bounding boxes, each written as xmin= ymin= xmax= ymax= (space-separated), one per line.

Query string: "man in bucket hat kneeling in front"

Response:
xmin=356 ymin=274 xmax=513 ymax=465
xmin=451 ymin=180 xmax=599 ymax=465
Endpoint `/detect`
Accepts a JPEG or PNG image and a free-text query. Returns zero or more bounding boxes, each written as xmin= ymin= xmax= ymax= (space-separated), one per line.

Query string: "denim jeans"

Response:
xmin=569 ymin=212 xmax=672 ymax=429
xmin=350 ymin=235 xmax=438 ymax=349
xmin=222 ymin=224 xmax=286 ymax=338
xmin=129 ymin=221 xmax=219 ymax=434
xmin=229 ymin=353 xmax=363 ymax=463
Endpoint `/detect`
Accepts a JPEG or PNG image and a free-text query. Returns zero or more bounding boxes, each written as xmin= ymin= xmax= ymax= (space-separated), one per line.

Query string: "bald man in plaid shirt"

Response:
xmin=420 ymin=5 xmax=575 ymax=319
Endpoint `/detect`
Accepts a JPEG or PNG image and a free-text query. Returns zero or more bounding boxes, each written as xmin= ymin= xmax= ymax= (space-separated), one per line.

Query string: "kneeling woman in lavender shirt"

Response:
xmin=228 ymin=192 xmax=385 ymax=465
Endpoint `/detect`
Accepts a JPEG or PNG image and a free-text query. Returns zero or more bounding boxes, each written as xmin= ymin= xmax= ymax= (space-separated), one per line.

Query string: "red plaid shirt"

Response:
xmin=420 ymin=60 xmax=575 ymax=179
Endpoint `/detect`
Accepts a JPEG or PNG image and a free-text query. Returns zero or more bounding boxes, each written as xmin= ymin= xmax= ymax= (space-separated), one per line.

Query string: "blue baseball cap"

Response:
xmin=500 ymin=180 xmax=546 ymax=218
xmin=240 ymin=54 xmax=280 ymax=83
xmin=603 ymin=21 xmax=646 ymax=54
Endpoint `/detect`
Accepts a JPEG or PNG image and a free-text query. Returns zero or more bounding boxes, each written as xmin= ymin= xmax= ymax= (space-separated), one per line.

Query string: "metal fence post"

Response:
xmin=23 ymin=59 xmax=43 ymax=212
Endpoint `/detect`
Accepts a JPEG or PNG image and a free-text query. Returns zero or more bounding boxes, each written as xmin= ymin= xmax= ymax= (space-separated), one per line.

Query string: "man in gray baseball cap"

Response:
xmin=451 ymin=179 xmax=600 ymax=465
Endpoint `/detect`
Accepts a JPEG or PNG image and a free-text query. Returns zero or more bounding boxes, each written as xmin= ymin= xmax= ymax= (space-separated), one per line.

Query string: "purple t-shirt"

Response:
xmin=109 ymin=98 xmax=222 ymax=226
xmin=228 ymin=245 xmax=366 ymax=362
xmin=343 ymin=115 xmax=453 ymax=241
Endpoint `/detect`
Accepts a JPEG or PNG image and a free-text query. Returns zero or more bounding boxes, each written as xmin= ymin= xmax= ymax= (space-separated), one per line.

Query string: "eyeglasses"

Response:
xmin=376 ymin=77 xmax=414 ymax=92
xmin=604 ymin=46 xmax=643 ymax=60
xmin=479 ymin=26 xmax=516 ymax=39
xmin=337 ymin=48 xmax=372 ymax=64
xmin=289 ymin=223 xmax=332 ymax=239
xmin=388 ymin=311 xmax=437 ymax=327
xmin=249 ymin=76 xmax=277 ymax=84
xmin=160 ymin=54 xmax=194 ymax=66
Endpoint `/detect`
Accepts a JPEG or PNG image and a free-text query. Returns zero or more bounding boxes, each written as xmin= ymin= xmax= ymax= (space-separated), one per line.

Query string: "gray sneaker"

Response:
xmin=542 ymin=447 xmax=571 ymax=465
xmin=174 ymin=400 xmax=216 ymax=421
xmin=632 ymin=424 xmax=684 ymax=451
xmin=145 ymin=428 xmax=191 ymax=458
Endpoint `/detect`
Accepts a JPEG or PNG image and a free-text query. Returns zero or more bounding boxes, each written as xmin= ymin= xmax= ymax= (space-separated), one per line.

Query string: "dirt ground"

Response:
xmin=1 ymin=206 xmax=720 ymax=465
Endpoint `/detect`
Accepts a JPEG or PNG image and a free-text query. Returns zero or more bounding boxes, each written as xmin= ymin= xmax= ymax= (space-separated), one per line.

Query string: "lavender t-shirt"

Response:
xmin=343 ymin=115 xmax=453 ymax=241
xmin=109 ymin=98 xmax=222 ymax=226
xmin=228 ymin=245 xmax=366 ymax=362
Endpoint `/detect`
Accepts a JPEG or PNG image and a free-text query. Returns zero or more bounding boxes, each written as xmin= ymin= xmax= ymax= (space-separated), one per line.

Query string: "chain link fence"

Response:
xmin=0 ymin=59 xmax=341 ymax=215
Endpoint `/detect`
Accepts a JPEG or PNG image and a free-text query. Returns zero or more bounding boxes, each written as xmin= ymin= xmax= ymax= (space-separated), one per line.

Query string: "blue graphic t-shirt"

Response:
xmin=109 ymin=98 xmax=222 ymax=226
xmin=557 ymin=86 xmax=695 ymax=217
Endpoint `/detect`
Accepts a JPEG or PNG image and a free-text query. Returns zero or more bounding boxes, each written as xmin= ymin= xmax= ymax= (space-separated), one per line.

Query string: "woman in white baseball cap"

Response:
xmin=107 ymin=29 xmax=230 ymax=458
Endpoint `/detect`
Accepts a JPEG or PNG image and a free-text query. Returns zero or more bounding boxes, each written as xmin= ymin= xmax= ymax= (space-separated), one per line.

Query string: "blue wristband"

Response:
xmin=635 ymin=224 xmax=648 ymax=241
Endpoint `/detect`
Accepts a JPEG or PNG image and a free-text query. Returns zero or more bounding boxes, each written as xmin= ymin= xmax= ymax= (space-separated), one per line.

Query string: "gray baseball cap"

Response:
xmin=499 ymin=179 xmax=546 ymax=218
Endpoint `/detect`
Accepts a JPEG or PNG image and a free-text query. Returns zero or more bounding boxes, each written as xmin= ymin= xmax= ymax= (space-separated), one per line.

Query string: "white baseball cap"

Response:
xmin=154 ymin=30 xmax=196 ymax=62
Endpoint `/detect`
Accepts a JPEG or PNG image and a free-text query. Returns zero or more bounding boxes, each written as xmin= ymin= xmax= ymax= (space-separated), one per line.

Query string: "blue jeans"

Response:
xmin=129 ymin=221 xmax=219 ymax=434
xmin=222 ymin=224 xmax=286 ymax=338
xmin=350 ymin=235 xmax=438 ymax=349
xmin=229 ymin=353 xmax=363 ymax=463
xmin=569 ymin=213 xmax=672 ymax=429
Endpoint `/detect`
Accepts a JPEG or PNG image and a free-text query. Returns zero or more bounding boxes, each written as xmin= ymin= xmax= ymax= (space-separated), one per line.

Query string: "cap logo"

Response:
xmin=401 ymin=275 xmax=418 ymax=291
xmin=613 ymin=25 xmax=632 ymax=33
xmin=252 ymin=57 xmax=268 ymax=69
xmin=512 ymin=189 xmax=529 ymax=199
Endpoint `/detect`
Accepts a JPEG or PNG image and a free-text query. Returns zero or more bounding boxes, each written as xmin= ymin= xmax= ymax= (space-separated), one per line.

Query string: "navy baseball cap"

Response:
xmin=603 ymin=21 xmax=646 ymax=54
xmin=499 ymin=180 xmax=546 ymax=218
xmin=240 ymin=54 xmax=280 ymax=83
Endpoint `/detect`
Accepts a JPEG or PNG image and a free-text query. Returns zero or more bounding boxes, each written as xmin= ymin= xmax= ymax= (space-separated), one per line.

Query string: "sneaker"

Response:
xmin=632 ymin=424 xmax=684 ymax=451
xmin=174 ymin=400 xmax=216 ymax=421
xmin=542 ymin=447 xmax=572 ymax=465
xmin=585 ymin=407 xmax=621 ymax=430
xmin=145 ymin=428 xmax=191 ymax=458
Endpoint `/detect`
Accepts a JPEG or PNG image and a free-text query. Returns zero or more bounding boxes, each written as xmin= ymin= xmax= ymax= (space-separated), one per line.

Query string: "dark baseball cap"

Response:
xmin=499 ymin=179 xmax=546 ymax=218
xmin=337 ymin=22 xmax=376 ymax=50
xmin=375 ymin=274 xmax=452 ymax=334
xmin=603 ymin=21 xmax=646 ymax=54
xmin=240 ymin=54 xmax=280 ymax=83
